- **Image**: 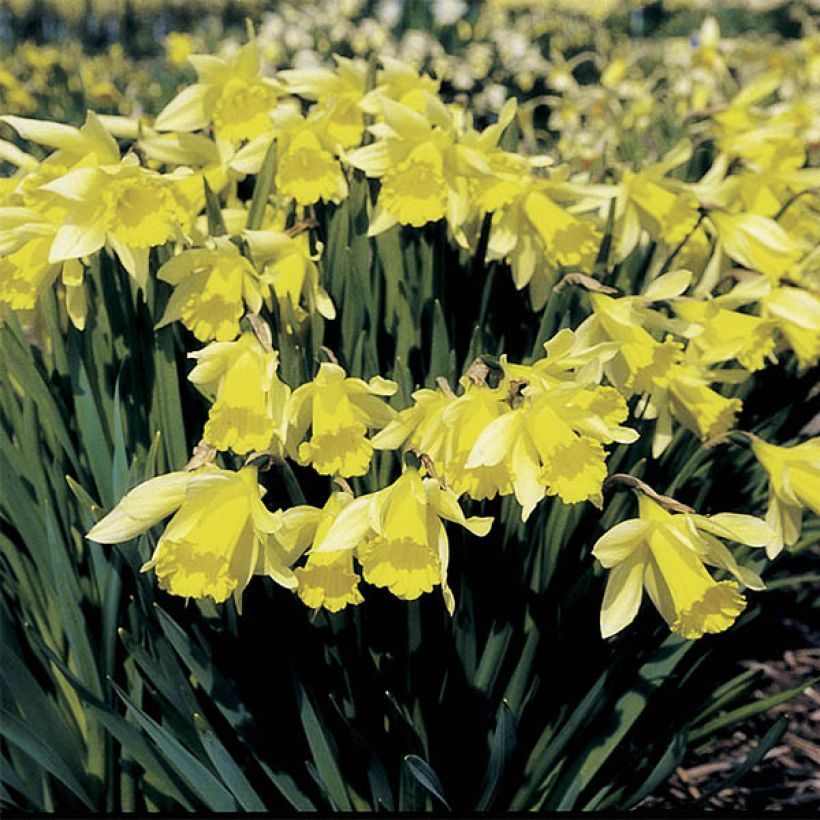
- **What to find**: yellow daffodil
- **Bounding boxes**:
[87,465,294,608]
[356,467,492,609]
[154,39,283,143]
[165,32,194,69]
[371,384,455,469]
[287,362,397,477]
[188,332,291,456]
[346,95,481,234]
[274,491,368,611]
[39,156,193,286]
[751,436,820,555]
[761,285,820,371]
[593,494,772,639]
[157,239,268,341]
[466,377,636,520]
[708,211,801,282]
[361,56,440,114]
[243,229,336,326]
[279,56,369,148]
[672,299,777,372]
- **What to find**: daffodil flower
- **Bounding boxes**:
[235,105,350,207]
[751,436,820,555]
[761,285,820,372]
[287,362,397,477]
[157,239,268,342]
[154,39,283,143]
[371,385,455,469]
[466,377,637,520]
[188,332,291,456]
[243,229,336,326]
[346,95,483,234]
[360,56,441,115]
[279,56,369,148]
[39,155,194,286]
[486,176,602,309]
[273,491,368,612]
[707,211,801,283]
[671,298,777,372]
[577,279,746,456]
[593,494,772,639]
[87,465,294,609]
[308,468,492,611]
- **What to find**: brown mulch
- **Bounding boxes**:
[638,617,820,812]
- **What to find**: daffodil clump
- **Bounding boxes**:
[2,13,817,648]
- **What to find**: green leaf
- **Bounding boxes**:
[477,700,516,810]
[203,178,227,237]
[110,681,238,812]
[427,299,453,386]
[246,139,278,230]
[151,326,188,471]
[0,322,80,473]
[0,708,95,810]
[192,714,266,811]
[293,679,352,811]
[474,622,513,696]
[403,754,451,810]
[154,606,253,730]
[546,636,694,810]
[698,716,789,802]
[0,750,45,812]
[692,667,761,726]
[512,654,621,809]
[68,331,113,506]
[23,626,193,810]
[690,675,818,743]
[621,727,689,809]
[255,759,317,812]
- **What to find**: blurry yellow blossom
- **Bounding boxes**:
[751,436,820,555]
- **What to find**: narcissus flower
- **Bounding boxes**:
[355,468,492,609]
[244,229,336,325]
[157,239,267,341]
[751,436,820,555]
[273,491,368,612]
[371,384,455,469]
[235,107,349,206]
[672,299,777,372]
[188,332,291,456]
[593,494,771,639]
[580,288,685,394]
[761,286,820,372]
[40,156,193,286]
[466,379,636,520]
[346,96,481,234]
[154,40,283,142]
[287,362,397,477]
[577,280,745,456]
[87,465,294,608]
[708,211,801,282]
[621,169,701,253]
[279,56,368,148]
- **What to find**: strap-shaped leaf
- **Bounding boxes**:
[404,754,451,810]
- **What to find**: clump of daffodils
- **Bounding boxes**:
[1,27,811,644]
